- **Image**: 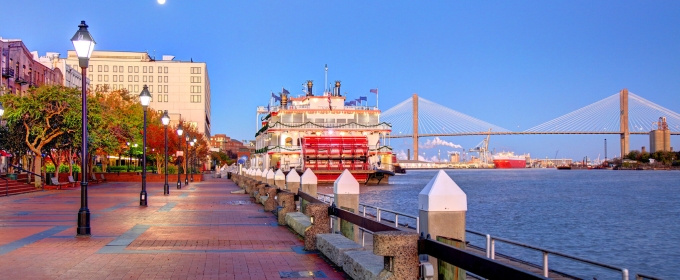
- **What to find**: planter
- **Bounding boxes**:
[46,173,55,185]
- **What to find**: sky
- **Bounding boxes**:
[3,0,680,161]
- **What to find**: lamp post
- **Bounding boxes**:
[72,20,95,237]
[139,85,150,206]
[162,110,170,195]
[185,135,190,185]
[190,141,195,182]
[176,122,183,189]
[191,137,197,182]
[126,142,131,171]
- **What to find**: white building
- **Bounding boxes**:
[33,51,89,89]
[65,51,211,136]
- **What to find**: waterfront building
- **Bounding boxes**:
[33,52,89,88]
[1,38,63,95]
[64,51,211,136]
[209,134,251,159]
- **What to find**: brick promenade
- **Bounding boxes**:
[0,176,345,280]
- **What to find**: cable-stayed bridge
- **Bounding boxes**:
[381,89,680,158]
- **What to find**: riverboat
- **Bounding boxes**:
[250,80,394,184]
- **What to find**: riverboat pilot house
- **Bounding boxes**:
[252,81,393,183]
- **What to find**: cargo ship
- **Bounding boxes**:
[250,80,394,184]
[492,151,527,168]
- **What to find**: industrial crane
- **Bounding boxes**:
[469,129,492,164]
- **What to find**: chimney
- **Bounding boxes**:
[307,80,313,96]
[281,93,288,108]
[334,80,341,96]
[641,146,646,153]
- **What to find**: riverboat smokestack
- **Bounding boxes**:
[281,93,288,108]
[335,80,341,96]
[307,80,313,96]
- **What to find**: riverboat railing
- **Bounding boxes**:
[466,229,630,280]
[257,105,379,112]
[268,121,391,131]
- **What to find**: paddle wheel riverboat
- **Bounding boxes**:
[250,80,394,184]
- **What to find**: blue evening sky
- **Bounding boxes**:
[3,0,680,161]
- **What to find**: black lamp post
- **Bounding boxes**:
[185,135,190,185]
[72,20,95,237]
[176,122,183,189]
[139,85,151,206]
[162,110,170,195]
[190,141,195,182]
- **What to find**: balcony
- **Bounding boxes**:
[268,121,392,131]
[14,74,29,85]
[1,68,14,78]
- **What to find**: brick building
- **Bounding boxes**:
[209,134,251,159]
[1,38,63,95]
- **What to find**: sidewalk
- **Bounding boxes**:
[0,175,345,280]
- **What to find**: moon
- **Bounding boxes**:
[158,0,166,4]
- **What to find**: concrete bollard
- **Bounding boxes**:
[261,169,270,184]
[418,170,467,280]
[334,169,360,242]
[263,186,278,210]
[254,169,263,182]
[304,203,331,251]
[266,168,275,186]
[274,169,286,189]
[285,169,301,194]
[300,168,318,214]
[277,191,295,225]
[373,231,420,280]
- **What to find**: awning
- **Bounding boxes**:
[0,150,12,157]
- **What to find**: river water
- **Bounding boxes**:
[319,169,680,279]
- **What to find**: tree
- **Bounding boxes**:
[0,85,82,186]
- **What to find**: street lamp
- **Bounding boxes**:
[72,20,95,237]
[139,85,151,206]
[176,122,183,189]
[162,110,170,195]
[190,140,196,182]
[185,135,190,185]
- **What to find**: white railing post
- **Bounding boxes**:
[395,215,399,228]
[491,239,495,259]
[622,269,629,280]
[543,252,549,277]
[376,208,381,222]
[485,234,491,258]
[416,217,420,233]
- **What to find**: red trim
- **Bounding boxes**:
[0,150,11,157]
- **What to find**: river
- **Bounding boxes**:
[318,169,680,279]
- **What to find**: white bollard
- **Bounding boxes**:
[285,169,301,194]
[274,169,286,189]
[334,169,360,241]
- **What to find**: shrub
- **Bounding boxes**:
[167,164,177,174]
[92,166,102,172]
[45,163,56,172]
[72,165,81,173]
[59,164,70,173]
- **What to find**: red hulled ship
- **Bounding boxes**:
[492,151,527,168]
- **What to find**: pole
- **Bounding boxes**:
[177,135,182,189]
[190,146,194,182]
[76,67,90,236]
[140,108,148,206]
[185,140,189,185]
[164,124,169,195]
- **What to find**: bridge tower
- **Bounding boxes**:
[413,93,419,160]
[620,88,629,158]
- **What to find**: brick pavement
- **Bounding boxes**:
[0,176,346,280]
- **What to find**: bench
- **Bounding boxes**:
[50,177,69,190]
[89,173,100,184]
[99,173,107,182]
[68,176,79,188]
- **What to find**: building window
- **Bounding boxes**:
[128,66,133,73]
[104,75,108,82]
[191,76,201,83]
[149,67,153,73]
[134,85,139,92]
[113,66,117,73]
[113,84,118,90]
[134,76,139,82]
[143,66,147,73]
[149,85,153,93]
[113,75,117,82]
[191,67,201,74]
[104,65,109,72]
[143,76,147,82]
[119,75,123,81]
[149,76,153,82]
[164,67,168,73]
[158,76,162,83]
[88,66,93,72]
[98,75,102,82]
[149,94,153,102]
[191,86,201,93]
[98,65,102,72]
[134,66,139,73]
[164,94,168,102]
[158,66,162,73]
[128,75,132,82]
[164,85,168,93]
[119,66,124,72]
[164,76,168,83]
[190,95,201,103]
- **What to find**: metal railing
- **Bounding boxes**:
[268,122,391,130]
[317,193,419,233]
[635,273,664,280]
[466,229,630,280]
